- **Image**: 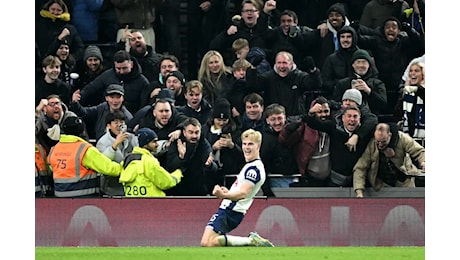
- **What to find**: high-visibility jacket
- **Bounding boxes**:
[35,143,52,197]
[119,147,182,197]
[48,135,122,197]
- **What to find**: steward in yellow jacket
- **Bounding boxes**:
[48,116,122,197]
[119,128,182,197]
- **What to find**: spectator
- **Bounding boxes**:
[165,117,218,196]
[202,98,245,189]
[79,50,150,114]
[401,54,424,83]
[114,29,163,83]
[36,0,85,63]
[111,0,159,51]
[263,9,317,71]
[147,55,181,105]
[353,122,425,197]
[226,59,254,116]
[73,45,108,94]
[313,2,351,70]
[209,0,270,64]
[357,17,423,116]
[136,99,188,166]
[332,49,387,116]
[70,84,133,142]
[48,115,122,197]
[198,50,233,107]
[332,89,380,154]
[246,51,322,117]
[36,94,89,154]
[321,25,359,97]
[51,41,77,87]
[241,93,265,133]
[70,0,104,43]
[186,0,228,79]
[119,128,183,197]
[125,88,176,135]
[164,70,187,107]
[278,96,332,187]
[260,104,299,188]
[360,0,409,30]
[303,105,374,187]
[35,55,71,107]
[394,61,425,139]
[200,129,274,247]
[96,110,138,197]
[232,38,271,74]
[176,80,213,126]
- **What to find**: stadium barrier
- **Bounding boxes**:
[36,194,424,247]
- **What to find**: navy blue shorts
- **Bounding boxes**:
[206,208,244,235]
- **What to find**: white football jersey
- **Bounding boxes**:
[219,158,266,214]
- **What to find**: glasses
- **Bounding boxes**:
[47,102,61,107]
[242,9,258,13]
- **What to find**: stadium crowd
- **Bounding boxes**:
[35,0,425,198]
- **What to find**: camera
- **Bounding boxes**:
[119,124,127,133]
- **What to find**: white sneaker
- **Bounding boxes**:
[249,231,274,247]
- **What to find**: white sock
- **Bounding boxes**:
[219,235,253,246]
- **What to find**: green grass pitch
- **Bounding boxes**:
[35,246,424,260]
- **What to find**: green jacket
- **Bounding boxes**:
[119,146,182,197]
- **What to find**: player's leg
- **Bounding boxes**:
[201,208,252,246]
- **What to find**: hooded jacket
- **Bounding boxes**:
[321,26,361,95]
[119,146,182,197]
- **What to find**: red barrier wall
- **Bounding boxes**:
[35,198,424,247]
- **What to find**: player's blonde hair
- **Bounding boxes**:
[241,129,262,144]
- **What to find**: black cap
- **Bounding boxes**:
[156,88,175,103]
[106,84,124,96]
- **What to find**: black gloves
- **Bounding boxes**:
[304,56,316,72]
[350,20,360,33]
[401,22,412,32]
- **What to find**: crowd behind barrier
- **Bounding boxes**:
[35,0,425,199]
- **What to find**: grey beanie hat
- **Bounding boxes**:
[84,45,103,62]
[342,88,362,106]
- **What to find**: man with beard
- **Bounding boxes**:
[79,50,150,114]
[115,29,163,83]
[279,96,332,187]
[303,104,373,187]
[165,117,217,196]
[136,99,188,167]
[353,123,425,198]
[36,94,89,154]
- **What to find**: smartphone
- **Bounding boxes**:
[119,124,127,133]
